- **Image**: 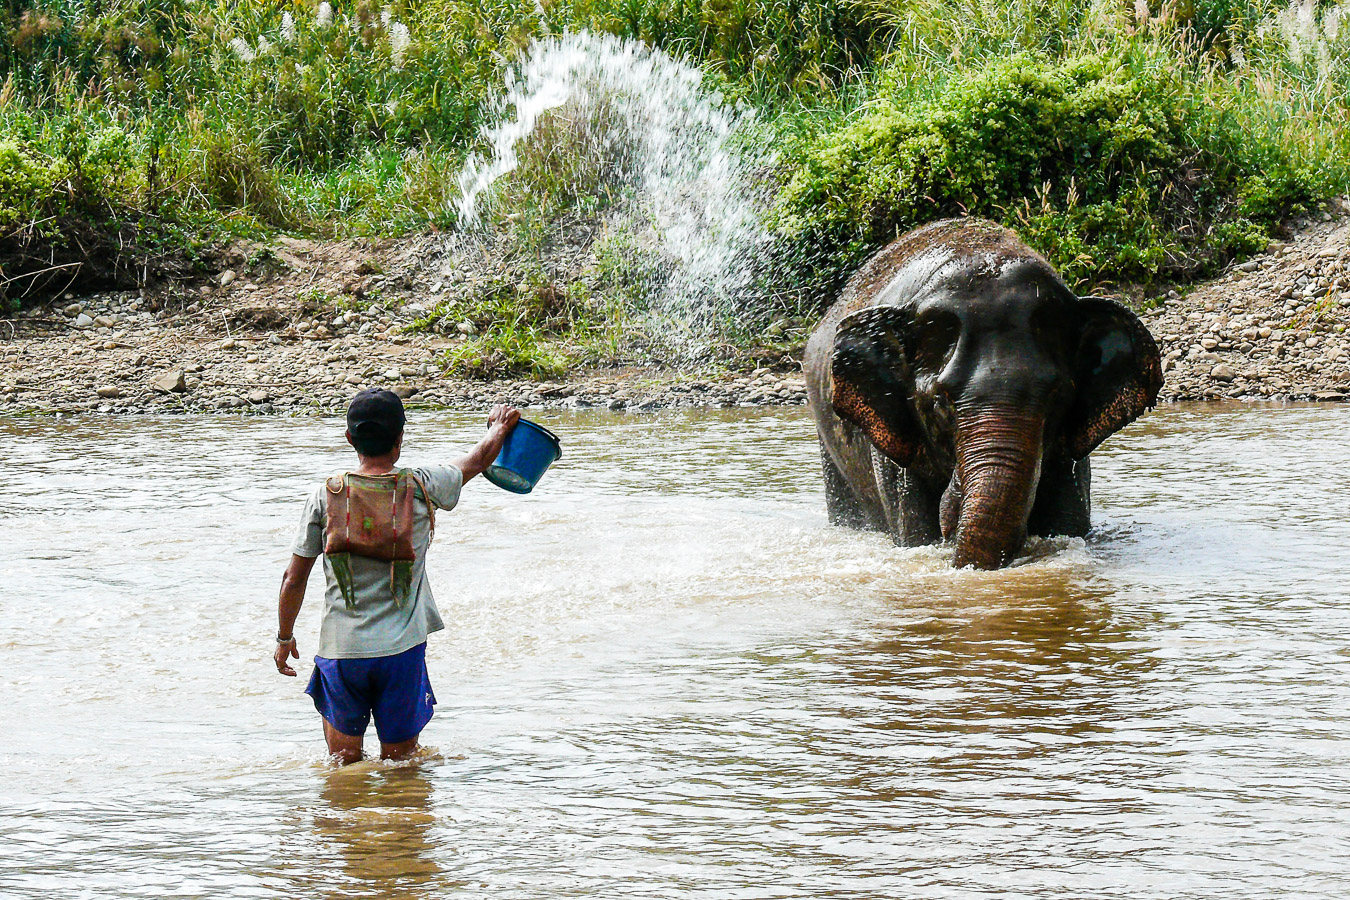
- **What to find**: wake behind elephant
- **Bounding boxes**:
[804,219,1163,569]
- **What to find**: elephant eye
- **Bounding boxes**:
[913,310,961,369]
[1029,305,1068,358]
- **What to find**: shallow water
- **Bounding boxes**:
[2,403,1349,899]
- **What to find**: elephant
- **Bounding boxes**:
[804,218,1162,569]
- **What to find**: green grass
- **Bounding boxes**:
[2,0,1348,363]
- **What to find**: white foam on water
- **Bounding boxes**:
[454,30,773,353]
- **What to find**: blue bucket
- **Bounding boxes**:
[484,418,562,494]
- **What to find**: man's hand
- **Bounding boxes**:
[274,638,299,677]
[275,554,315,676]
[487,404,521,434]
[457,404,522,482]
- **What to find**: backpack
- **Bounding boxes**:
[323,469,435,608]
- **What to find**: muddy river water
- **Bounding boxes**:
[3,403,1349,898]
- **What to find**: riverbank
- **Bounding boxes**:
[2,205,1347,416]
[1141,206,1350,403]
[0,230,809,415]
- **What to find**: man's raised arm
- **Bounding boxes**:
[453,404,521,482]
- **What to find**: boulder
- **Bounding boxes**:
[152,370,187,393]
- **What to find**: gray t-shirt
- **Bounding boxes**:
[291,465,462,659]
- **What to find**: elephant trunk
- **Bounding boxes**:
[950,405,1046,569]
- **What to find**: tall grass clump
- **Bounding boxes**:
[554,0,885,96]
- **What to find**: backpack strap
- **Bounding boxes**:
[404,469,436,543]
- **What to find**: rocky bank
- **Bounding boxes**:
[2,204,1348,416]
[0,233,808,415]
[1141,208,1350,403]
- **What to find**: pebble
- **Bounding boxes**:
[74,313,93,328]
[96,386,120,399]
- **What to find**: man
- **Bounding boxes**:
[274,389,520,764]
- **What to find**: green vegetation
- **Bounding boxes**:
[777,52,1327,291]
[407,230,651,377]
[2,0,1349,372]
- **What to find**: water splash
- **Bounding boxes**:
[454,31,772,351]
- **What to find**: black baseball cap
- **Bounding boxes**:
[346,389,405,452]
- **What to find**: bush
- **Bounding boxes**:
[440,324,568,378]
[0,139,60,228]
[777,53,1321,293]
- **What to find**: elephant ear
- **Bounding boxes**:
[831,306,923,467]
[1063,297,1163,460]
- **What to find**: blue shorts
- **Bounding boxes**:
[305,642,436,744]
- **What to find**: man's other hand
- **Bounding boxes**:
[274,639,299,677]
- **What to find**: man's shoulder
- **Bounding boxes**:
[407,463,462,480]
[405,464,463,507]
[300,477,338,509]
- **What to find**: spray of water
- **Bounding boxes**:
[454,31,773,352]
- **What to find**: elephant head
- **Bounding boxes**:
[830,253,1161,569]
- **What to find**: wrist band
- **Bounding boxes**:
[276,633,295,644]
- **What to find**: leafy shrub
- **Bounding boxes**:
[440,323,568,378]
[777,53,1319,292]
[0,140,60,228]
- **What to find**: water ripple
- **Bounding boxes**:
[2,403,1349,898]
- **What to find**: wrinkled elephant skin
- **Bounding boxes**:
[804,219,1163,569]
